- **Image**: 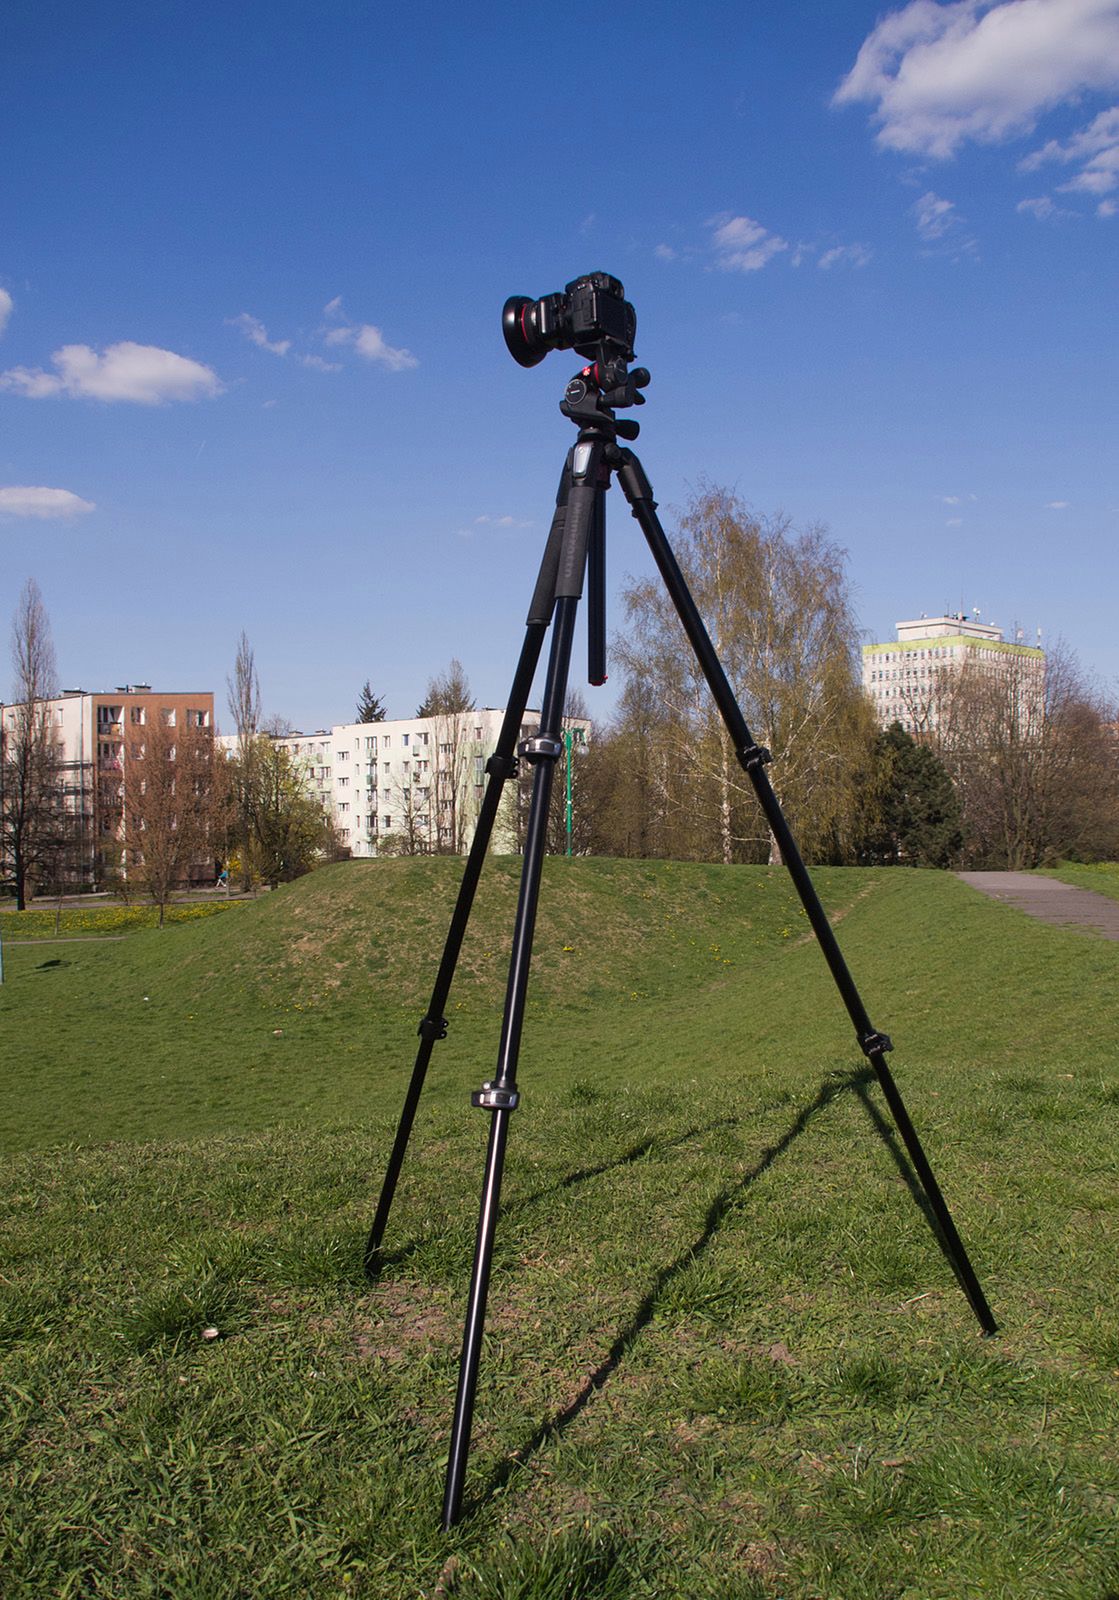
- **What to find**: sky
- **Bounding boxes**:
[2,0,1116,732]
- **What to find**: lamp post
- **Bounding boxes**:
[562,725,586,857]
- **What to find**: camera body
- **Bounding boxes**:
[503,273,637,368]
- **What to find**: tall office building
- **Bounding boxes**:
[862,613,1045,736]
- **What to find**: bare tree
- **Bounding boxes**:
[122,715,217,925]
[417,661,478,853]
[430,711,477,853]
[416,658,475,718]
[933,641,1119,868]
[614,488,875,865]
[227,630,261,747]
[1,580,64,908]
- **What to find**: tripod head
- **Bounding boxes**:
[501,271,651,438]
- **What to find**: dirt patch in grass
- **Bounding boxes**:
[353,1278,454,1361]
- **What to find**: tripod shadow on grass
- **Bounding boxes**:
[469,1066,876,1517]
[367,1117,741,1280]
[849,1074,975,1302]
[516,1115,742,1212]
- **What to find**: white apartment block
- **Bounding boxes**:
[271,707,589,857]
[863,613,1045,736]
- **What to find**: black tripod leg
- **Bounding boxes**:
[587,482,607,687]
[364,480,571,1276]
[443,594,580,1529]
[615,450,996,1336]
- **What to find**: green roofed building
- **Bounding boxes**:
[863,612,1045,736]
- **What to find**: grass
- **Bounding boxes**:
[2,858,1118,1597]
[1041,861,1119,903]
[0,898,244,940]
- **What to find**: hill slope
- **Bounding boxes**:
[3,856,1117,1151]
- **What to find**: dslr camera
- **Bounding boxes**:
[502,272,637,368]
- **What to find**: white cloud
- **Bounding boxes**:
[834,0,1119,160]
[299,353,342,372]
[914,189,958,237]
[473,513,532,528]
[1017,194,1059,217]
[0,341,222,404]
[323,295,345,319]
[1045,498,1070,507]
[818,242,874,268]
[352,325,418,369]
[1021,102,1119,197]
[0,288,11,337]
[227,312,290,356]
[708,213,789,271]
[654,243,677,261]
[946,515,963,525]
[1099,195,1119,212]
[0,485,95,519]
[323,320,418,371]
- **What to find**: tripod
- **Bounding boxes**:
[366,315,996,1531]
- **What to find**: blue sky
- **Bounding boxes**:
[2,0,1116,730]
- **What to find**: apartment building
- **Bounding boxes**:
[1,684,215,888]
[862,613,1045,736]
[271,707,589,857]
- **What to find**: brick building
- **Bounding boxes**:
[1,684,215,890]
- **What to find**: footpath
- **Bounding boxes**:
[956,871,1119,941]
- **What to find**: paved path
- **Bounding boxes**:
[956,871,1119,940]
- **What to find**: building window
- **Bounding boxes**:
[130,706,145,725]
[187,708,208,728]
[161,707,176,727]
[402,734,409,746]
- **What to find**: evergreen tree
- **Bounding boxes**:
[356,681,387,723]
[863,723,962,868]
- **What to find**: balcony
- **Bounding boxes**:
[96,720,123,736]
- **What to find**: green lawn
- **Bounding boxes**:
[2,860,1117,1597]
[0,898,244,941]
[1042,861,1119,903]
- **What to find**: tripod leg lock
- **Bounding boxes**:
[859,1029,893,1058]
[737,743,772,773]
[518,736,563,764]
[418,1015,449,1043]
[471,1082,520,1111]
[485,752,520,781]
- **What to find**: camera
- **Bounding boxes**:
[502,272,637,368]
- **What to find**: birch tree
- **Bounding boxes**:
[614,488,875,864]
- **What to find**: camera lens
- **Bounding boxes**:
[502,296,548,368]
